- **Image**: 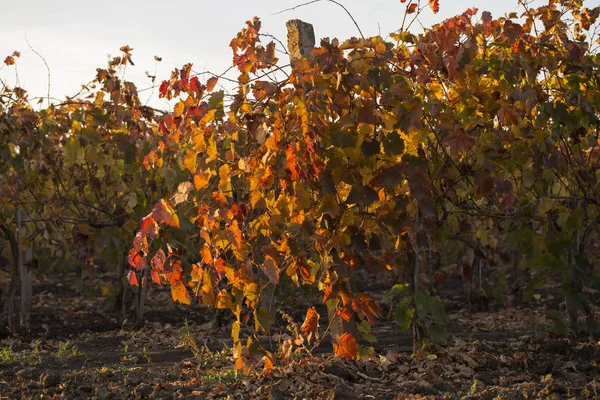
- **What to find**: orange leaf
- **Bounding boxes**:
[194,171,211,190]
[333,333,358,360]
[151,199,180,228]
[428,0,439,13]
[407,3,417,13]
[166,259,183,285]
[214,258,227,275]
[336,307,353,322]
[151,269,161,285]
[262,356,274,374]
[151,249,166,270]
[127,270,139,286]
[128,251,146,270]
[351,293,381,325]
[132,231,148,254]
[200,245,213,265]
[235,357,247,372]
[171,281,191,305]
[300,307,320,343]
[228,220,243,250]
[140,217,159,238]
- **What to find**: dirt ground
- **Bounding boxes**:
[1,272,600,399]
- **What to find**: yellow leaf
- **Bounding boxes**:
[207,137,218,160]
[183,150,197,173]
[244,282,259,303]
[216,290,234,310]
[171,282,191,304]
[173,101,185,118]
[194,171,211,190]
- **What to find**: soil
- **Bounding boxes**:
[1,271,599,399]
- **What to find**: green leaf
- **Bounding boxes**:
[361,139,381,157]
[345,185,379,207]
[255,308,275,333]
[370,165,404,188]
[330,130,357,148]
[383,131,404,156]
[393,297,414,331]
[357,320,377,343]
[416,292,446,323]
[381,283,408,304]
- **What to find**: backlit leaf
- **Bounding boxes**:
[171,282,191,305]
[428,0,439,13]
[300,307,320,343]
[333,333,358,360]
[127,270,139,286]
[173,101,185,118]
[140,217,159,238]
[151,199,180,228]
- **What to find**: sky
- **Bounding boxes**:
[0,0,559,110]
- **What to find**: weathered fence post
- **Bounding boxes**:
[286,19,357,348]
[16,179,32,332]
[286,20,316,62]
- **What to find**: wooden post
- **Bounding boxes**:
[286,20,316,62]
[286,19,357,348]
[16,180,32,332]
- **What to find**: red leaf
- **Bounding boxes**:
[407,3,417,14]
[127,270,139,286]
[189,76,205,97]
[158,81,169,98]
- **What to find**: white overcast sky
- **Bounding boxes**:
[0,0,585,109]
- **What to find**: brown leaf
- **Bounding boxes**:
[300,307,320,343]
[206,76,218,92]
